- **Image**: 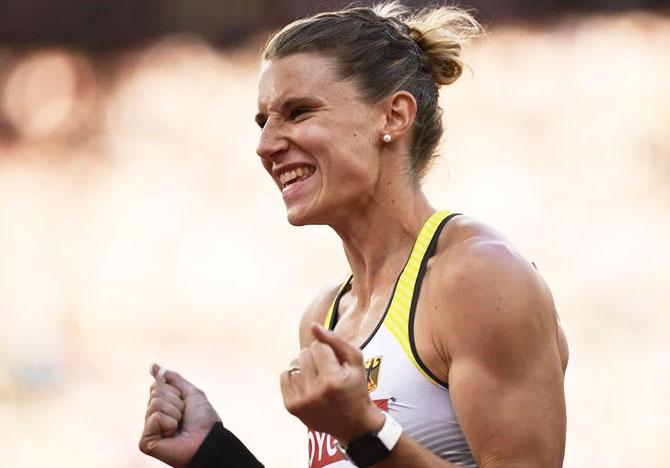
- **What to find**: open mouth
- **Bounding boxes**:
[278,165,316,189]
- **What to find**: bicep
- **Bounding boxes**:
[448,347,566,467]
[440,241,566,467]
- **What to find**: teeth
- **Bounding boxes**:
[279,166,314,187]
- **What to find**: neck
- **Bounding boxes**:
[330,187,434,307]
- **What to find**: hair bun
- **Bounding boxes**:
[405,7,482,86]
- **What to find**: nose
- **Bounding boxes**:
[256,118,289,161]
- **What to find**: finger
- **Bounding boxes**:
[150,379,181,399]
[299,347,318,382]
[151,364,199,397]
[311,323,363,366]
[150,363,168,382]
[144,411,179,439]
[280,369,297,413]
[310,341,343,375]
[286,358,305,391]
[146,397,183,422]
[149,388,186,412]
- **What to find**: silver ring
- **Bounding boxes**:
[288,365,301,376]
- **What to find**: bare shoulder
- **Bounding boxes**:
[428,215,567,367]
[298,279,345,348]
[434,215,535,282]
[419,216,569,466]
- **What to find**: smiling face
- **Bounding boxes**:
[255,53,386,226]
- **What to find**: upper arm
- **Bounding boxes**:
[438,238,566,467]
[298,280,342,349]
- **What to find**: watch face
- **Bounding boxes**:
[346,434,391,467]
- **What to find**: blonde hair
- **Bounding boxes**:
[263,2,483,180]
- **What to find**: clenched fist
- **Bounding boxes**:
[139,364,220,467]
[280,324,385,446]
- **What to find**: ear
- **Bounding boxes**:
[382,91,417,142]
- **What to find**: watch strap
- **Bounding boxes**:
[339,411,403,467]
[375,411,403,451]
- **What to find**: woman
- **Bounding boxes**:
[139,2,569,467]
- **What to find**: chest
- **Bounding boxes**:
[332,289,391,346]
[332,268,451,383]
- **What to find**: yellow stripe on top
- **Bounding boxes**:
[323,210,452,386]
[383,210,452,387]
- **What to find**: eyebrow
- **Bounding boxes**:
[255,96,322,126]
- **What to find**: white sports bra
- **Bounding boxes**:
[307,210,477,468]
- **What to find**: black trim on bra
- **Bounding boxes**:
[329,251,413,351]
[359,272,403,350]
[327,276,351,331]
[408,213,461,390]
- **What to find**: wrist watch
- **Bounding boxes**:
[336,411,403,467]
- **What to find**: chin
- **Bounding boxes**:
[286,209,311,227]
[285,204,325,227]
[286,213,307,226]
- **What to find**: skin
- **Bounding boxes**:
[264,53,569,467]
[139,365,219,468]
[139,52,569,467]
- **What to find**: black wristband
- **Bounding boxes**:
[187,422,264,468]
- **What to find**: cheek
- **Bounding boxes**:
[331,143,379,189]
[341,127,379,178]
[290,122,328,158]
[303,118,379,185]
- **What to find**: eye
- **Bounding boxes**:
[256,117,267,130]
[289,107,310,121]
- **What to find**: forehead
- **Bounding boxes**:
[257,53,348,108]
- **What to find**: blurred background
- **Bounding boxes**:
[0,0,668,466]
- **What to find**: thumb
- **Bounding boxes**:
[311,324,362,366]
[150,363,199,396]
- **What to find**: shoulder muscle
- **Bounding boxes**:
[427,218,566,466]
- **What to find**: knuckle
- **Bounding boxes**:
[284,401,297,414]
[138,440,149,454]
[284,397,304,415]
[165,415,178,429]
[150,395,165,406]
[146,399,158,414]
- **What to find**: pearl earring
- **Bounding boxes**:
[383,133,392,143]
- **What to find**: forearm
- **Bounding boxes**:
[373,434,460,468]
[187,422,264,468]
